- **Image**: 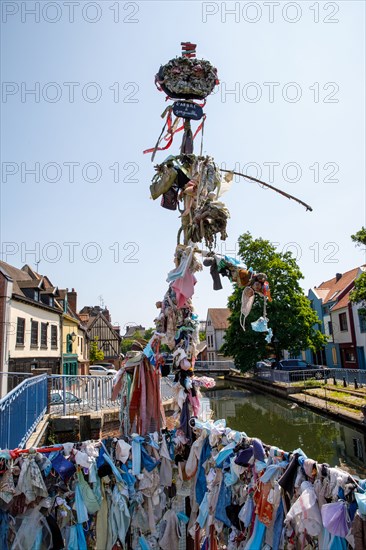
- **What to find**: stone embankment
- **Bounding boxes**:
[225,372,366,430]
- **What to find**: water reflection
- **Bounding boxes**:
[201,383,366,477]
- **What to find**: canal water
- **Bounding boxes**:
[201,381,366,477]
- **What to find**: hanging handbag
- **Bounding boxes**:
[161,185,179,210]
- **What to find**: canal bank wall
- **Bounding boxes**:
[225,373,366,431]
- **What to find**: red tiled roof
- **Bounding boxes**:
[207,308,231,330]
[332,291,351,311]
[315,267,361,304]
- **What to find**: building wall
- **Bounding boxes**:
[308,289,323,330]
[88,315,121,361]
[324,343,341,368]
[62,316,79,375]
[206,313,230,362]
[331,307,352,345]
[62,316,79,355]
[77,327,88,361]
[0,274,13,396]
[206,314,215,362]
[9,299,61,360]
[323,313,332,339]
[353,304,366,369]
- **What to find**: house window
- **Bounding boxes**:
[332,347,337,365]
[34,290,39,301]
[41,323,48,348]
[328,321,333,335]
[31,321,38,347]
[80,338,83,353]
[16,318,25,346]
[359,311,366,333]
[344,349,356,362]
[51,326,58,349]
[339,312,348,331]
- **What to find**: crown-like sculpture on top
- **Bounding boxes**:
[155,42,219,100]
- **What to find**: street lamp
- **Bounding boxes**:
[70,331,77,343]
[273,337,280,361]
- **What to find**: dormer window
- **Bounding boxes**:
[34,289,39,301]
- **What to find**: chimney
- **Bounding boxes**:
[68,288,77,314]
[103,307,111,322]
[335,273,342,282]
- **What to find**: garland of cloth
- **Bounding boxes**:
[0,424,365,549]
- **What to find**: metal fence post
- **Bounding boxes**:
[95,378,99,412]
[62,376,66,416]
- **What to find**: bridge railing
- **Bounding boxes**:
[0,371,33,398]
[50,375,120,416]
[193,360,234,371]
[253,366,366,385]
[0,374,48,450]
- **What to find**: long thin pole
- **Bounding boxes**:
[220,168,313,212]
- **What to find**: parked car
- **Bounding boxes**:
[89,365,117,376]
[256,358,276,369]
[272,359,329,380]
[50,390,88,414]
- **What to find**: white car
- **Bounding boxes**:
[89,365,117,376]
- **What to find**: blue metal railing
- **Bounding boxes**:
[0,374,48,450]
[0,371,33,398]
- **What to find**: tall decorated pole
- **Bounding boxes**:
[121,44,313,439]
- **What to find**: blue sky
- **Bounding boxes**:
[1,1,365,332]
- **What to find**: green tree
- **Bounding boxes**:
[199,331,206,342]
[222,232,327,371]
[121,338,135,355]
[89,336,104,364]
[350,227,366,314]
[144,327,155,340]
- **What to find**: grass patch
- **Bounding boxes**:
[291,380,322,388]
[304,388,365,410]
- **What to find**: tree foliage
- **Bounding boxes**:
[121,338,135,355]
[351,227,366,247]
[222,232,327,371]
[89,336,104,364]
[144,327,155,340]
[350,227,366,312]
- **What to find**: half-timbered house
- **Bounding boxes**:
[79,306,122,368]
